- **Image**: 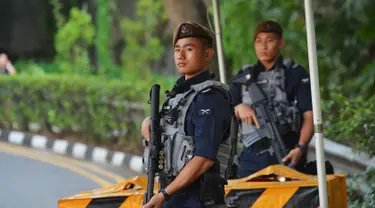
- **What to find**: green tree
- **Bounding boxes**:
[120,0,167,80]
[54,7,95,74]
[96,0,113,74]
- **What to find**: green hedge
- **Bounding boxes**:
[0,74,149,147]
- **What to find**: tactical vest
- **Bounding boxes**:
[143,80,238,181]
[240,58,301,147]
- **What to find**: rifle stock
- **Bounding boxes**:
[144,84,161,203]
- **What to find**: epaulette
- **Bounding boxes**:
[201,87,212,94]
[240,64,255,73]
[282,57,298,69]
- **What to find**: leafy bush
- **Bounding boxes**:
[322,84,375,156]
[321,83,375,207]
[0,73,149,148]
[8,0,176,148]
[347,168,375,208]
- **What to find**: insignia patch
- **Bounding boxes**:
[198,108,212,116]
[257,79,268,84]
[201,88,211,94]
[163,105,171,110]
[301,78,309,83]
[180,23,191,34]
[246,74,251,80]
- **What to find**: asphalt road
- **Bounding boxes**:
[0,142,140,208]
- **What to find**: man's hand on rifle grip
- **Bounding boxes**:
[142,192,165,208]
[282,147,303,166]
[142,117,151,141]
[234,104,260,128]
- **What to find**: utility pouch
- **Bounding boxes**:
[142,139,150,172]
[161,133,173,175]
[200,172,227,206]
[292,105,301,133]
[172,133,194,176]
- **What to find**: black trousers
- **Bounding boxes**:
[237,132,307,178]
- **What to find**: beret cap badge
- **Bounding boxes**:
[172,21,213,47]
[180,23,191,34]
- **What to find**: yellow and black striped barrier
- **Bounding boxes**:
[58,165,347,208]
[224,165,347,208]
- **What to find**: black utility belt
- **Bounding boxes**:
[160,172,225,188]
[160,176,175,188]
[160,173,226,206]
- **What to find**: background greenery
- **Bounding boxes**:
[0,73,146,151]
[8,0,175,152]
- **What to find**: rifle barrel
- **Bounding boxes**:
[145,84,161,203]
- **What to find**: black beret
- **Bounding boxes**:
[173,21,214,47]
[254,20,283,40]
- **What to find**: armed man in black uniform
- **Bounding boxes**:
[142,21,236,208]
[230,20,314,178]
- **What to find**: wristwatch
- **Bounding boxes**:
[296,144,307,154]
[159,189,171,201]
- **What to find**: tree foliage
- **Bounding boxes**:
[96,0,113,74]
[120,0,168,80]
[54,7,95,74]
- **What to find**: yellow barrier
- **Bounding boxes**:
[58,165,347,208]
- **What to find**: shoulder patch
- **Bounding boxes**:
[201,88,212,94]
[198,108,213,116]
[241,64,254,69]
[301,78,310,84]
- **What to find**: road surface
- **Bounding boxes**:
[0,142,139,208]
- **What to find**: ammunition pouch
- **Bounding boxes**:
[200,172,227,206]
[162,132,195,176]
[273,102,301,135]
[142,139,150,172]
[290,104,301,133]
[143,132,194,176]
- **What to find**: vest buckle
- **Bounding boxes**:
[177,97,187,105]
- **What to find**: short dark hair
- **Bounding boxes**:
[199,37,213,49]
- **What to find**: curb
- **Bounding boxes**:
[1,129,374,174]
[309,137,375,170]
[0,129,144,174]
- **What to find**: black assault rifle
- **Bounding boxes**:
[144,84,162,204]
[232,69,293,168]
